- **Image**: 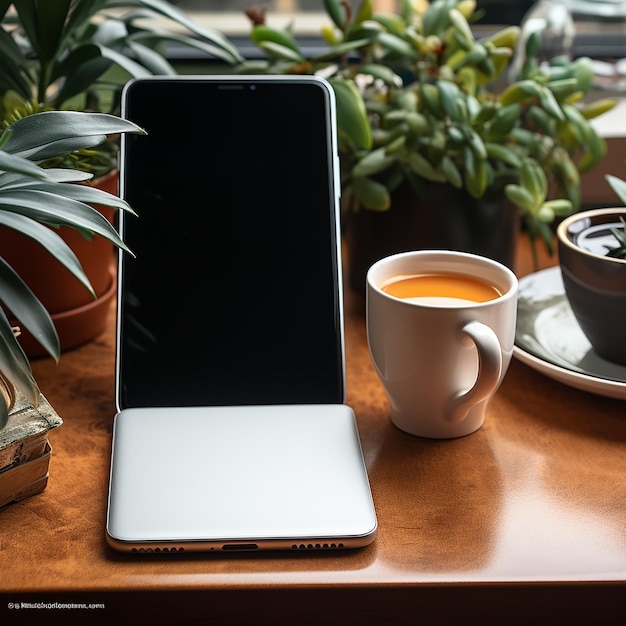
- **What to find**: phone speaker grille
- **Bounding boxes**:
[131,546,185,554]
[291,542,345,551]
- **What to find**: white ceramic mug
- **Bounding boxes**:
[366,250,518,439]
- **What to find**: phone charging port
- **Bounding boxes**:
[221,543,259,551]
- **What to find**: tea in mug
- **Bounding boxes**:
[380,272,502,304]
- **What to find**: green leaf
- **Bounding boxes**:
[0,27,35,99]
[258,41,305,63]
[442,155,462,188]
[449,8,474,50]
[355,63,401,85]
[11,0,66,59]
[2,111,145,158]
[438,80,465,122]
[580,98,617,121]
[505,184,537,212]
[345,24,381,44]
[542,198,573,216]
[0,212,93,296]
[545,78,578,99]
[407,152,445,183]
[569,56,594,95]
[484,25,519,51]
[463,126,487,160]
[0,168,91,185]
[537,204,555,223]
[464,146,487,198]
[32,0,73,61]
[0,189,131,253]
[405,112,429,134]
[607,174,626,206]
[605,218,626,259]
[352,147,396,177]
[420,83,442,116]
[0,257,60,362]
[453,43,487,71]
[394,89,417,112]
[324,0,346,30]
[422,0,450,37]
[314,38,373,62]
[352,176,390,211]
[499,80,541,106]
[470,101,498,127]
[59,0,107,44]
[385,135,406,155]
[520,159,548,203]
[527,105,554,135]
[399,0,413,23]
[95,41,162,80]
[485,143,522,168]
[486,103,521,138]
[376,32,415,58]
[15,135,109,164]
[577,127,606,172]
[538,86,565,121]
[1,176,134,213]
[0,307,39,411]
[111,0,243,63]
[352,0,373,27]
[523,30,541,69]
[251,25,301,53]
[447,125,465,146]
[457,66,477,95]
[51,43,113,105]
[0,152,51,180]
[371,14,406,37]
[128,39,178,74]
[330,77,372,150]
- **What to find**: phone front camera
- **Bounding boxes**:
[249,85,256,91]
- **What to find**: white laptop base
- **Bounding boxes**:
[106,404,377,553]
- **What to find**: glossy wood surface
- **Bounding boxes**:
[1,236,624,625]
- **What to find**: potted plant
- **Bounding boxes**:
[556,174,626,364]
[0,109,145,430]
[241,0,616,292]
[0,0,242,125]
[0,0,242,353]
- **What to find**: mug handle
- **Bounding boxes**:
[446,320,502,424]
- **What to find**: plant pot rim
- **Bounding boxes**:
[17,266,116,358]
[557,207,626,265]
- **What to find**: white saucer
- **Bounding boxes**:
[514,266,626,401]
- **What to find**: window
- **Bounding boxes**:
[171,0,534,37]
[171,1,405,36]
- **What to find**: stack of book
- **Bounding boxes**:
[0,394,62,508]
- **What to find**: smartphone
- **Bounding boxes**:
[115,76,345,409]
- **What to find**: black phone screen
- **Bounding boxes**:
[116,77,344,409]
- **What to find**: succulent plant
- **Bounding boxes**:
[241,0,616,263]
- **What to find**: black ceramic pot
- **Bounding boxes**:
[344,181,520,296]
[557,207,626,365]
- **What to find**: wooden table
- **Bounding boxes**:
[1,236,625,625]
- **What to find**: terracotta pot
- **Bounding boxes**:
[345,182,519,296]
[0,170,119,358]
